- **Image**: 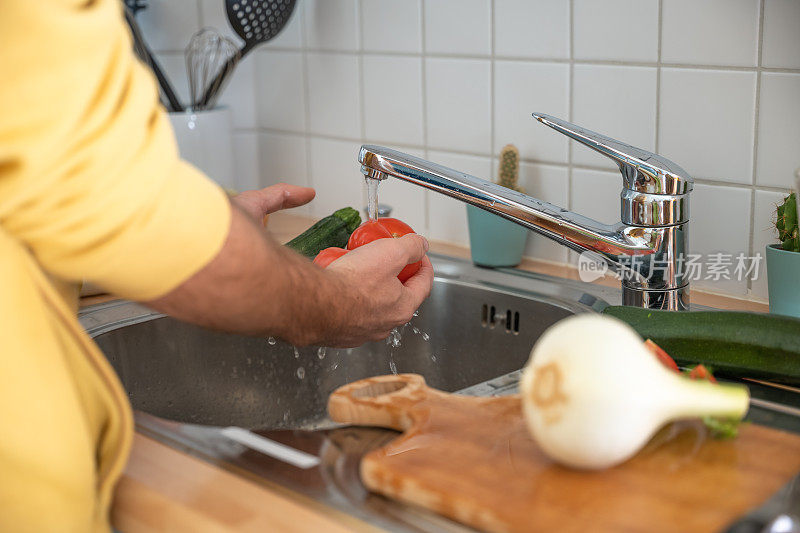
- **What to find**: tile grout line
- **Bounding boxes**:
[228,47,800,74]
[654,0,663,153]
[489,0,496,181]
[567,0,574,215]
[420,0,431,232]
[747,0,767,295]
[299,2,314,215]
[356,0,367,208]
[196,0,205,29]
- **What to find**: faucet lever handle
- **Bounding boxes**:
[532,113,693,195]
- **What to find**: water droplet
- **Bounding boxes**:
[293,347,300,359]
[296,367,305,379]
[389,359,398,374]
[332,362,339,370]
[283,411,290,422]
[431,354,438,362]
[267,337,277,345]
[317,347,327,360]
[412,327,420,335]
[386,328,402,348]
[421,332,430,341]
[413,310,419,317]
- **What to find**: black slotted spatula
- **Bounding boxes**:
[200,0,297,107]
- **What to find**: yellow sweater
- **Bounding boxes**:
[0,1,231,530]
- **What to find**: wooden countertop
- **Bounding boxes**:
[95,211,770,531]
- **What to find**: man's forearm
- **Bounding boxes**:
[145,204,351,345]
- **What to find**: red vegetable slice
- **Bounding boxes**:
[644,339,679,373]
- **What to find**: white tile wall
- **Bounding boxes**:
[571,168,621,225]
[218,56,257,129]
[689,184,752,295]
[304,0,359,51]
[573,0,658,62]
[306,53,361,138]
[153,53,191,105]
[494,61,569,163]
[494,0,570,59]
[361,0,422,54]
[425,58,491,153]
[144,0,799,300]
[232,132,261,191]
[425,0,491,56]
[139,0,201,52]
[259,132,310,190]
[661,0,760,66]
[308,138,364,218]
[756,73,800,189]
[255,50,305,132]
[659,69,756,184]
[362,56,424,145]
[760,0,800,69]
[572,65,657,170]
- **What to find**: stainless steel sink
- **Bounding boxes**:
[85,254,607,431]
[79,254,800,532]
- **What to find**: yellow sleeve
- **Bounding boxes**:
[0,0,231,301]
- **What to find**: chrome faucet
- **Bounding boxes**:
[358,113,693,311]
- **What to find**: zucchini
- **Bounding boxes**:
[285,207,361,258]
[601,306,800,385]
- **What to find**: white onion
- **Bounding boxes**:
[520,314,749,469]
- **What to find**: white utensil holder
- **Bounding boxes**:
[168,107,235,189]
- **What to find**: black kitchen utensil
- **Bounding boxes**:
[199,0,297,107]
[123,0,185,112]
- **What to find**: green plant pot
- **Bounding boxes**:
[766,244,800,319]
[466,205,528,267]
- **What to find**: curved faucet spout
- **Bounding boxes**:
[360,145,650,259]
[359,121,691,312]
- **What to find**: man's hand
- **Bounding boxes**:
[321,234,433,346]
[146,193,434,348]
[232,183,315,222]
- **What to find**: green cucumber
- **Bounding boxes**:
[601,306,800,385]
[285,207,362,258]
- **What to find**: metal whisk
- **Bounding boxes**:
[185,28,240,111]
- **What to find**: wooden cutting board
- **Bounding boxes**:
[328,374,800,533]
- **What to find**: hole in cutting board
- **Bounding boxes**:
[350,380,407,399]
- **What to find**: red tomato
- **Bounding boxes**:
[347,218,422,283]
[643,339,679,373]
[347,220,394,248]
[688,364,717,384]
[313,247,349,268]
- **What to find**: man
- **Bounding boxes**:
[0,1,433,530]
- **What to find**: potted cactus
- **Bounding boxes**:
[466,144,529,267]
[766,191,800,318]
